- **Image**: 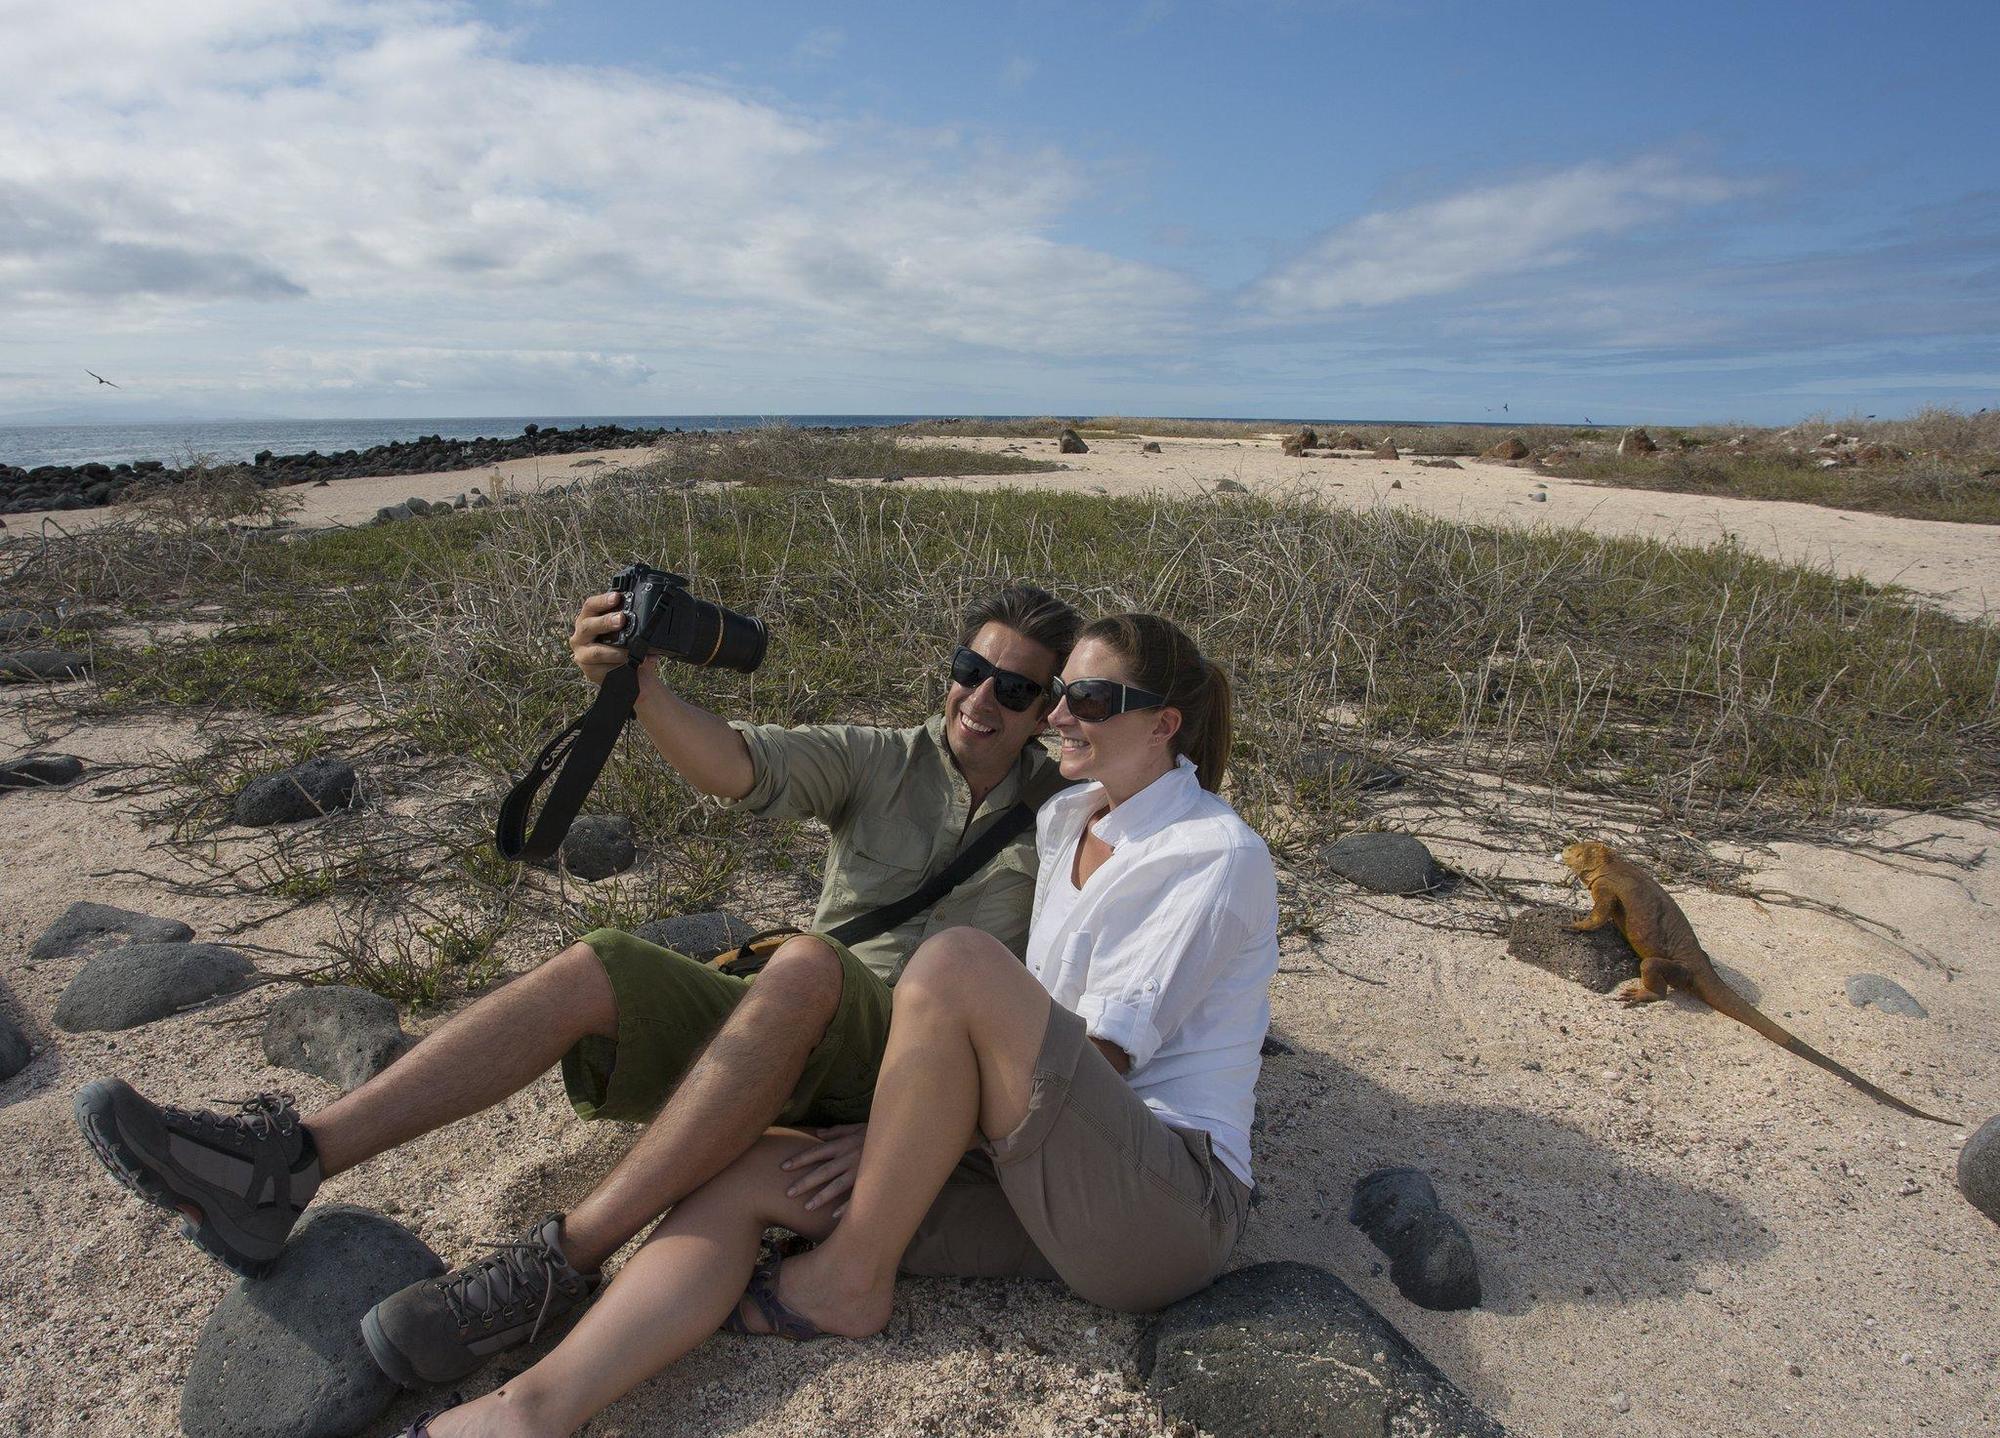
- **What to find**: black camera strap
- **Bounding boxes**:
[711,797,1045,975]
[494,661,641,863]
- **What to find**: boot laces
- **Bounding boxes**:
[170,1092,300,1143]
[438,1230,574,1343]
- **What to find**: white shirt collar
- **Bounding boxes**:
[1069,754,1202,847]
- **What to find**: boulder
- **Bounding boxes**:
[1334,430,1365,449]
[0,753,84,790]
[1350,1168,1482,1310]
[1529,491,1547,502]
[1322,832,1447,895]
[1618,427,1658,456]
[0,1011,30,1080]
[263,986,414,1090]
[1845,973,1927,1019]
[1958,1115,2000,1226]
[1215,477,1251,495]
[1058,428,1089,454]
[31,901,195,962]
[1297,427,1320,449]
[1280,433,1307,457]
[633,910,755,961]
[233,757,359,826]
[1373,439,1400,460]
[53,942,255,1032]
[1505,906,1637,992]
[1482,436,1530,461]
[1415,458,1464,469]
[1140,1261,1506,1437]
[1141,441,1162,453]
[372,504,414,525]
[0,649,92,682]
[0,607,54,642]
[179,1206,445,1438]
[561,814,639,881]
[1296,746,1404,793]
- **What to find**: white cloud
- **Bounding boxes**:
[1249,158,1750,314]
[0,0,1196,409]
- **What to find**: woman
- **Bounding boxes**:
[411,613,1279,1437]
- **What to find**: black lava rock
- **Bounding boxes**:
[1504,906,1639,993]
[233,757,358,826]
[0,649,92,682]
[1140,1261,1506,1437]
[1059,427,1089,453]
[1296,746,1405,793]
[31,901,195,962]
[1958,1115,2000,1225]
[1349,1167,1483,1311]
[0,753,84,790]
[633,910,755,961]
[53,942,255,1032]
[179,1205,445,1438]
[0,1012,30,1080]
[372,503,414,524]
[1845,973,1928,1019]
[1322,831,1449,895]
[0,607,54,642]
[560,814,638,881]
[263,986,414,1090]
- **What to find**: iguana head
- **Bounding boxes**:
[1559,839,1615,879]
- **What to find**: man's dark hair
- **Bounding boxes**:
[957,582,1082,665]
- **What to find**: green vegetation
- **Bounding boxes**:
[8,429,1996,1002]
[1541,450,2000,526]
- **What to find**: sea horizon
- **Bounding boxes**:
[0,413,1553,471]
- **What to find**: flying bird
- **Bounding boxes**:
[86,370,120,389]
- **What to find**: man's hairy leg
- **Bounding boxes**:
[303,941,619,1178]
[557,936,845,1271]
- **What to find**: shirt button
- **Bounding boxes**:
[1143,979,1158,993]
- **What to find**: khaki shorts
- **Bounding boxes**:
[900,1002,1251,1313]
[561,928,893,1127]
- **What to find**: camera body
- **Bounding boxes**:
[609,562,768,673]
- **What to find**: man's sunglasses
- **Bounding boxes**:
[1051,675,1169,724]
[949,646,1046,712]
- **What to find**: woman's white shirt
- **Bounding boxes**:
[1025,755,1278,1187]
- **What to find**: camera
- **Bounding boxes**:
[608,563,768,673]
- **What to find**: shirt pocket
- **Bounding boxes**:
[836,820,932,907]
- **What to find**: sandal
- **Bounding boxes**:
[722,1255,827,1340]
[400,1392,464,1436]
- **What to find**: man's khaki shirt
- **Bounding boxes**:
[729,715,1065,982]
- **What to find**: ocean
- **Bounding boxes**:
[0,414,1533,471]
[0,415,951,470]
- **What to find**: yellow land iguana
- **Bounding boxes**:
[1559,840,1954,1125]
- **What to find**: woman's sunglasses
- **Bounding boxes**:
[949,646,1046,712]
[1051,675,1168,724]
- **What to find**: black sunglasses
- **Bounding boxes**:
[949,646,1046,712]
[1051,675,1169,724]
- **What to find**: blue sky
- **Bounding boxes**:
[2,0,1995,424]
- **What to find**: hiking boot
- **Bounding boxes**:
[73,1078,322,1278]
[362,1214,600,1388]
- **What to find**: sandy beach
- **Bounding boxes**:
[3,439,1997,1437]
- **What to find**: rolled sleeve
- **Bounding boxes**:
[1076,995,1160,1071]
[728,721,872,825]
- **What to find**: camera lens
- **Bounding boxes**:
[693,597,767,673]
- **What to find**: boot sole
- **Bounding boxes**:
[73,1080,276,1281]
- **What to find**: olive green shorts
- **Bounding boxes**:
[561,928,893,1127]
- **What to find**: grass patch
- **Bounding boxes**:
[9,430,1997,1002]
[637,425,1059,486]
[1543,450,2000,526]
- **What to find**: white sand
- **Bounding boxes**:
[3,433,1997,1437]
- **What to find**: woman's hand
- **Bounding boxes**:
[570,591,646,687]
[781,1123,867,1217]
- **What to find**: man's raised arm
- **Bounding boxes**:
[570,591,755,800]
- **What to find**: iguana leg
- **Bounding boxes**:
[1568,890,1618,932]
[1613,962,1671,1007]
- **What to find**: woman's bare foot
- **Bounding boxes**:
[729,1246,894,1339]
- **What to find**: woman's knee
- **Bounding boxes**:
[898,926,1019,1005]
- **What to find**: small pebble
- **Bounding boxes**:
[1787,1363,1804,1378]
[1610,1391,1631,1413]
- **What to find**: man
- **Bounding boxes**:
[74,582,1079,1387]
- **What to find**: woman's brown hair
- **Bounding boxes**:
[1077,613,1233,790]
